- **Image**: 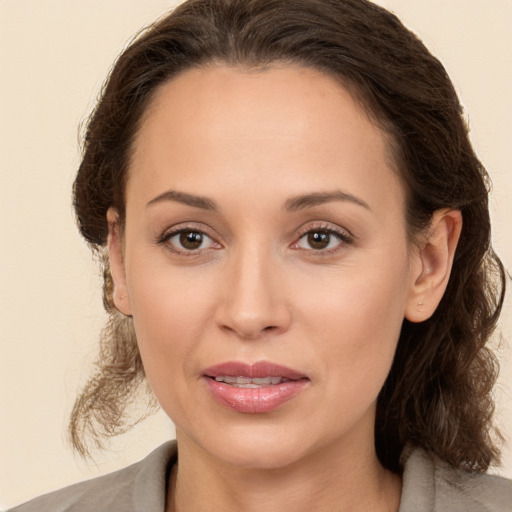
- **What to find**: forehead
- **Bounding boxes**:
[128,64,405,215]
[138,64,388,149]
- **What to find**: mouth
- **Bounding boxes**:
[212,375,294,388]
[202,361,309,413]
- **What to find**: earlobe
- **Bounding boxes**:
[405,209,462,323]
[107,207,132,316]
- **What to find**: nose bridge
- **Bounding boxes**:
[216,239,290,338]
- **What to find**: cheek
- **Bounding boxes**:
[125,255,219,394]
[297,257,411,396]
[127,250,217,330]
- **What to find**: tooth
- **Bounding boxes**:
[220,376,238,384]
[213,375,289,387]
[252,377,272,385]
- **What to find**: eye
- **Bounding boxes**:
[294,227,353,252]
[160,228,219,254]
[297,230,339,250]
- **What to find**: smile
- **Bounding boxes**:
[213,376,292,387]
[203,361,309,413]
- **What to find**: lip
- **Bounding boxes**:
[202,361,309,414]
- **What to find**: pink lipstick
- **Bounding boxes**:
[202,361,309,413]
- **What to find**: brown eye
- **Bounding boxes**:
[295,227,350,253]
[307,231,331,250]
[162,229,217,253]
[179,231,204,250]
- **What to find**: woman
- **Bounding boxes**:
[9,0,511,510]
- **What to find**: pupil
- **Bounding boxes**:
[180,231,203,249]
[308,231,330,249]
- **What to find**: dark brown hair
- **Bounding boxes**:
[71,0,505,472]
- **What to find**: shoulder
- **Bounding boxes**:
[8,441,177,512]
[400,446,512,512]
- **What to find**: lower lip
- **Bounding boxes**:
[204,378,309,413]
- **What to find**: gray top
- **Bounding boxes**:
[9,441,512,512]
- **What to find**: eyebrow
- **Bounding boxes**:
[146,190,218,210]
[284,191,370,212]
[146,188,370,212]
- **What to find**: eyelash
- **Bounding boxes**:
[292,223,354,255]
[156,224,220,256]
[156,223,354,256]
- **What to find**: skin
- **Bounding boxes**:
[108,65,461,512]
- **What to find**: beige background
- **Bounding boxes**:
[1,0,511,508]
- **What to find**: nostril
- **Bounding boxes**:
[215,293,292,339]
[219,322,282,340]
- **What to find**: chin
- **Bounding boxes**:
[181,420,315,470]
[215,439,308,470]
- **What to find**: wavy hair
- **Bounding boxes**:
[70,0,505,472]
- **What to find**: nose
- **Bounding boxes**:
[215,245,292,340]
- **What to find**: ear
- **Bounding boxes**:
[107,207,132,316]
[405,209,462,323]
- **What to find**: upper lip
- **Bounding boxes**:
[203,361,307,380]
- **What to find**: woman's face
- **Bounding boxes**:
[111,65,424,469]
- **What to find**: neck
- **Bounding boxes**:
[167,432,401,512]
